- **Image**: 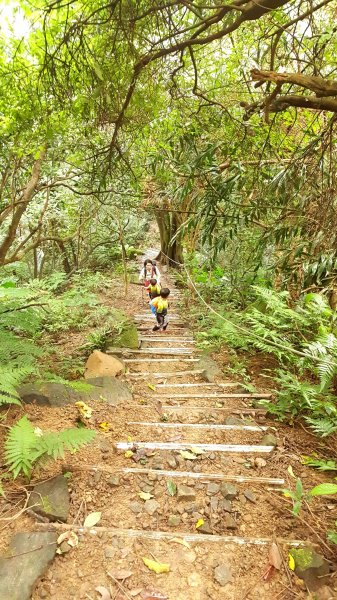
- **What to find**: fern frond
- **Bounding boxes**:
[5,416,96,479]
[0,366,34,406]
[4,416,36,478]
[31,428,96,462]
[305,416,337,437]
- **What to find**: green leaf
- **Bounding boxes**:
[309,483,337,497]
[166,480,177,496]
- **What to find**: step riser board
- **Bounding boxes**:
[156,393,271,399]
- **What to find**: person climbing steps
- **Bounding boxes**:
[150,287,170,332]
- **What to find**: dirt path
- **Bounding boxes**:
[10,252,331,599]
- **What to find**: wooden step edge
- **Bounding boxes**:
[116,442,274,453]
[63,463,283,485]
[156,383,239,387]
[108,349,198,355]
[123,405,267,415]
[139,338,195,342]
[126,370,204,377]
[124,358,200,363]
[127,421,268,432]
[34,523,304,547]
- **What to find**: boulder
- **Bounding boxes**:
[20,376,132,407]
[28,474,69,522]
[84,350,125,379]
[197,352,221,383]
[0,532,57,600]
[289,547,330,590]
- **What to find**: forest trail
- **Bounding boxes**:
[28,252,318,600]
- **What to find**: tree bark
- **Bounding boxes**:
[251,69,337,97]
[154,209,184,266]
[0,146,47,265]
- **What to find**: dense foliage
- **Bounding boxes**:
[1,0,337,484]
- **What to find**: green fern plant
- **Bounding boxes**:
[5,416,96,478]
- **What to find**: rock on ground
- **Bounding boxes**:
[289,547,330,590]
[214,564,232,586]
[0,532,57,600]
[107,308,139,349]
[84,350,125,378]
[20,376,132,407]
[197,352,221,382]
[28,474,70,522]
[177,485,196,501]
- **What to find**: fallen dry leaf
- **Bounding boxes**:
[57,531,78,548]
[180,450,197,460]
[138,491,154,501]
[142,557,170,574]
[109,569,133,580]
[95,586,111,600]
[130,588,143,597]
[195,518,204,529]
[141,592,168,600]
[269,542,282,570]
[169,537,191,549]
[84,511,101,527]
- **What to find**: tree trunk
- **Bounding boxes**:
[154,210,184,267]
[0,146,47,266]
[56,240,72,274]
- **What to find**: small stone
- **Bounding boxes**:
[93,471,102,484]
[139,483,154,493]
[187,572,202,588]
[197,520,213,534]
[254,457,267,468]
[210,497,219,512]
[220,483,238,499]
[167,455,177,468]
[243,489,256,503]
[177,485,196,501]
[207,483,220,496]
[152,460,165,470]
[129,501,143,515]
[100,440,110,453]
[219,499,233,512]
[209,453,216,460]
[28,475,70,522]
[39,586,50,598]
[315,586,335,600]
[224,514,238,530]
[59,540,72,554]
[107,475,120,487]
[242,514,253,523]
[239,494,247,505]
[147,473,158,481]
[260,433,277,447]
[168,515,181,527]
[104,547,115,559]
[214,564,232,587]
[144,499,160,515]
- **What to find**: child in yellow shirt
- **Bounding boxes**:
[150,288,170,331]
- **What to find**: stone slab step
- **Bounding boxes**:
[36,523,303,547]
[127,421,268,432]
[116,441,273,453]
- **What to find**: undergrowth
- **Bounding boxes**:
[193,284,337,436]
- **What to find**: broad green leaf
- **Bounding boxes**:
[166,480,177,496]
[309,483,337,497]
